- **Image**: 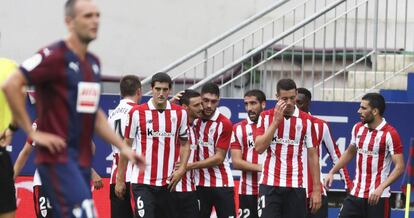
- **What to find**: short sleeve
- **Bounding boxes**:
[125,107,140,139]
[256,112,266,136]
[386,129,403,155]
[305,119,317,148]
[20,48,62,85]
[230,125,242,150]
[216,120,233,150]
[179,109,189,138]
[349,124,358,147]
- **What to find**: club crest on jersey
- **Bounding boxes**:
[138,209,145,217]
[147,128,174,137]
[41,209,47,217]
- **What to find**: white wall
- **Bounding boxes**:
[1,0,413,78]
[0,0,276,77]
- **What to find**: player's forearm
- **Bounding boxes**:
[255,122,277,154]
[232,159,261,172]
[179,140,190,171]
[329,145,356,175]
[188,155,223,170]
[2,72,32,134]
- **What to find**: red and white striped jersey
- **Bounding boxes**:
[257,106,317,188]
[125,99,188,186]
[349,119,402,198]
[107,99,137,184]
[174,124,198,192]
[194,110,234,187]
[305,115,353,196]
[231,117,265,195]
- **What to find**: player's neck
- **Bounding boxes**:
[367,116,383,130]
[151,98,167,110]
[65,35,89,60]
[124,96,138,104]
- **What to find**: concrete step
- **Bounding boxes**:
[317,88,379,101]
[374,54,414,72]
[347,71,407,90]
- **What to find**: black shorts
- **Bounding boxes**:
[238,194,258,218]
[0,147,16,214]
[306,195,328,218]
[258,185,307,218]
[131,184,174,218]
[170,191,199,218]
[339,194,391,218]
[110,183,134,218]
[196,186,236,218]
[33,185,52,218]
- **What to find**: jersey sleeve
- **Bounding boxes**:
[230,125,242,150]
[386,129,403,155]
[20,48,61,85]
[349,124,358,147]
[216,120,233,150]
[256,112,266,136]
[178,109,189,139]
[124,107,140,139]
[305,119,318,148]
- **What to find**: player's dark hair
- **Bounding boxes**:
[201,82,220,97]
[276,78,297,93]
[65,0,78,17]
[297,87,312,100]
[120,75,141,97]
[179,89,201,106]
[362,93,386,116]
[151,72,172,88]
[244,89,266,103]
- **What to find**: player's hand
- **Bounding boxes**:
[30,130,66,154]
[309,190,322,214]
[92,175,104,190]
[115,182,126,199]
[170,91,185,104]
[368,187,383,205]
[324,172,334,190]
[174,161,180,171]
[0,129,13,147]
[167,167,186,191]
[120,146,146,171]
[272,100,286,124]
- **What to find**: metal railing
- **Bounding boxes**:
[142,0,346,95]
[183,0,414,101]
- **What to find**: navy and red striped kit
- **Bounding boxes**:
[21,40,101,168]
[20,40,101,217]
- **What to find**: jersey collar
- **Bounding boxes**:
[148,98,171,110]
[364,118,387,130]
